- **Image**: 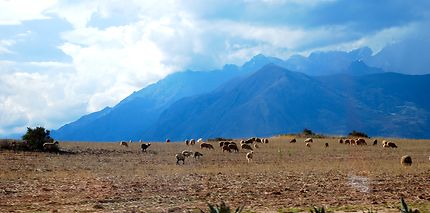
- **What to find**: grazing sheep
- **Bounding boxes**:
[401,155,412,166]
[246,151,254,163]
[193,151,203,159]
[243,138,254,144]
[190,139,196,145]
[120,141,128,147]
[339,139,344,144]
[166,139,171,143]
[255,138,262,143]
[43,141,59,152]
[325,143,329,148]
[241,143,253,151]
[200,143,214,150]
[176,153,185,165]
[222,145,231,153]
[373,139,378,145]
[254,143,260,149]
[344,139,350,144]
[306,143,311,148]
[383,141,397,148]
[141,143,151,152]
[382,140,388,146]
[219,141,225,147]
[197,138,203,143]
[350,139,357,145]
[290,138,296,143]
[304,138,313,143]
[356,138,367,146]
[181,150,194,157]
[229,144,239,152]
[129,140,132,143]
[185,140,190,146]
[264,138,269,144]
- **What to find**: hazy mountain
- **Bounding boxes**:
[51,55,285,141]
[52,47,430,142]
[148,64,430,140]
[284,47,374,75]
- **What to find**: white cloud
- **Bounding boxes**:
[0,0,56,25]
[0,39,15,54]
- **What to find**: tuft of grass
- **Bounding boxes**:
[400,197,420,213]
[309,206,326,213]
[200,201,244,213]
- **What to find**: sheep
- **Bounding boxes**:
[338,139,343,144]
[141,143,151,152]
[43,141,59,152]
[229,144,239,152]
[306,143,311,148]
[197,138,203,143]
[356,138,367,146]
[129,140,132,143]
[241,143,253,151]
[243,138,254,144]
[166,139,171,143]
[325,143,329,148]
[290,138,296,143]
[185,140,190,146]
[383,141,397,148]
[246,151,254,163]
[193,151,203,159]
[181,150,194,157]
[222,145,231,153]
[400,155,412,166]
[382,140,388,146]
[254,143,260,149]
[190,139,196,145]
[120,141,128,147]
[350,139,357,145]
[175,153,185,165]
[219,141,225,147]
[264,138,269,144]
[304,138,313,143]
[200,143,214,150]
[344,139,350,144]
[373,139,378,145]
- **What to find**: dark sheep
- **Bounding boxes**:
[141,143,151,152]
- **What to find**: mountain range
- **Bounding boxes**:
[51,47,430,141]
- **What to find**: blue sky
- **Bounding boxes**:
[0,0,429,136]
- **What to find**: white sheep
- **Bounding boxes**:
[43,141,59,152]
[197,138,203,143]
[304,138,313,143]
[181,150,194,158]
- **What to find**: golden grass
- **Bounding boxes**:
[1,137,429,212]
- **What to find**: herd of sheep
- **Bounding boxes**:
[115,136,421,166]
[31,136,424,167]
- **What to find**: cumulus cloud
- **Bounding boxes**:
[0,0,56,25]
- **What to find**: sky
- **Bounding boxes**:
[0,0,430,136]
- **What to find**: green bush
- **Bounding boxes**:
[22,126,54,151]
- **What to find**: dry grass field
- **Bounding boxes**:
[1,137,430,212]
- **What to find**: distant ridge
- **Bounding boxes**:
[52,48,430,141]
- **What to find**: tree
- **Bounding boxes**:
[22,126,54,150]
[302,128,314,136]
[348,130,369,138]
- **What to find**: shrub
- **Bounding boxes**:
[348,130,369,138]
[22,126,54,151]
[303,128,315,136]
[200,201,244,213]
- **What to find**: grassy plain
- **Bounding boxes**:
[1,137,429,212]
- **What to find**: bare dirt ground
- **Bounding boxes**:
[1,137,430,212]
